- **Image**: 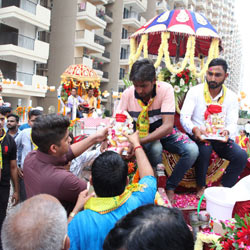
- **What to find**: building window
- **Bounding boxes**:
[119,68,125,80]
[122,28,128,39]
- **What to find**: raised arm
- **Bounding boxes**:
[125,131,154,178]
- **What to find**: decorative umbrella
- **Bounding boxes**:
[129,9,221,77]
[61,64,100,83]
[59,64,101,110]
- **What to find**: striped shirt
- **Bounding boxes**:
[117,82,175,133]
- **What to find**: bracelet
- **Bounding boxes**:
[69,212,76,218]
[134,145,143,153]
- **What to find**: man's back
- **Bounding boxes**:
[68,176,157,250]
[23,149,87,212]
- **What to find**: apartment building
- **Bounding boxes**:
[0,0,51,108]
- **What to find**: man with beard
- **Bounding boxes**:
[6,114,20,139]
[180,58,248,197]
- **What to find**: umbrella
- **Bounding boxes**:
[129,9,221,77]
[61,64,100,83]
[59,64,101,104]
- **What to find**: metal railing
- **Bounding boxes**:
[102,51,110,58]
[20,0,37,15]
[0,32,34,50]
[104,29,112,38]
[16,71,33,85]
[93,62,103,71]
[94,34,104,46]
[105,9,113,18]
[103,71,109,79]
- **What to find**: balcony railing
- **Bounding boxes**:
[17,71,33,85]
[96,9,105,21]
[103,71,109,79]
[75,30,85,39]
[120,52,129,60]
[105,9,113,18]
[93,62,103,71]
[94,34,104,46]
[123,12,141,22]
[104,29,112,38]
[0,32,35,50]
[1,0,37,15]
[103,51,110,59]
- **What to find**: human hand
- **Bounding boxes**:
[94,127,110,143]
[193,127,207,141]
[72,190,95,214]
[220,130,229,142]
[123,131,140,148]
[12,192,19,206]
[17,168,23,178]
[100,140,108,152]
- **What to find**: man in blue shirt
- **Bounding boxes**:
[6,114,20,139]
[19,109,42,131]
[68,131,157,250]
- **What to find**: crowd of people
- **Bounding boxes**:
[0,57,248,250]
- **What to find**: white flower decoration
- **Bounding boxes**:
[174,85,180,93]
[170,75,176,83]
[180,78,185,86]
[183,86,188,92]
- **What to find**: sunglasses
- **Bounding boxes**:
[207,71,223,78]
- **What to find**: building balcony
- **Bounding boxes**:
[91,51,111,63]
[2,73,47,98]
[124,0,147,13]
[101,71,109,82]
[75,29,105,54]
[0,34,49,63]
[196,0,206,11]
[95,29,112,43]
[87,0,108,5]
[92,61,103,78]
[77,2,106,30]
[174,0,188,8]
[123,14,146,29]
[104,9,113,23]
[156,1,170,14]
[0,2,51,31]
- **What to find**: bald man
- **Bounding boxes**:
[1,194,69,250]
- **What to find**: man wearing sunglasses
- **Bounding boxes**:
[180,58,248,198]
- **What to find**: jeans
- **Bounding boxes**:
[0,185,10,250]
[193,138,248,187]
[19,177,27,202]
[143,128,199,190]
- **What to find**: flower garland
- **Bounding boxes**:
[194,232,220,250]
[129,32,220,79]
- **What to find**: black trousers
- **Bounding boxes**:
[0,185,10,250]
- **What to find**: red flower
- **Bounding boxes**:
[177,73,182,78]
[237,225,250,246]
[221,239,235,250]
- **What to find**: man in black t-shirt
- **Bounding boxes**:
[0,108,19,250]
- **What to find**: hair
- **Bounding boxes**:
[31,114,70,153]
[1,194,67,250]
[7,114,19,123]
[72,87,77,91]
[103,205,194,250]
[68,132,74,145]
[92,151,128,197]
[241,130,247,135]
[208,58,228,73]
[0,107,12,116]
[129,59,156,82]
[28,109,43,120]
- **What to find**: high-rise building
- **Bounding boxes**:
[0,0,51,108]
[44,0,240,112]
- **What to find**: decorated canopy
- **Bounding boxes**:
[129,9,221,77]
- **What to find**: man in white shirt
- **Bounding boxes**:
[181,58,248,197]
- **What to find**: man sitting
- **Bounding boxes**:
[180,58,248,197]
[68,131,157,250]
[67,88,85,118]
[23,114,108,213]
[1,194,69,250]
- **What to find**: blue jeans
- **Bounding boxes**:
[143,128,199,190]
[193,138,248,187]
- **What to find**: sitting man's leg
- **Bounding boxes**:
[212,139,248,187]
[143,140,163,173]
[161,129,199,202]
[193,141,213,198]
